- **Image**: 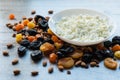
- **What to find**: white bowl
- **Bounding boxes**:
[48,9,116,46]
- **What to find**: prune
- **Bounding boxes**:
[34,15,45,23]
[82,53,93,63]
[18,46,27,57]
[112,36,120,42]
[27,29,37,36]
[17,29,26,35]
[20,39,30,47]
[43,38,54,44]
[31,50,43,62]
[56,51,66,59]
[28,41,42,50]
[59,46,75,54]
[37,37,44,42]
[38,20,48,30]
[112,40,120,46]
[103,49,114,58]
[94,50,104,61]
[104,40,112,48]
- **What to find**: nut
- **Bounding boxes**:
[48,66,53,73]
[3,51,9,56]
[31,71,39,76]
[13,69,20,76]
[12,58,19,65]
[70,50,83,59]
[7,43,13,49]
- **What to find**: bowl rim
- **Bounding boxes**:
[48,8,116,46]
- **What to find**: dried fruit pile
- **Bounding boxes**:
[6,11,120,74]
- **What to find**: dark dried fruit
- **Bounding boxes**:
[103,49,114,58]
[31,50,43,62]
[43,38,54,44]
[34,15,45,23]
[29,41,42,50]
[20,40,30,47]
[27,29,37,36]
[18,46,27,57]
[31,71,39,76]
[104,40,112,48]
[112,36,120,42]
[38,20,48,31]
[13,69,20,76]
[82,53,93,63]
[56,51,66,59]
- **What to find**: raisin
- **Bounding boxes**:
[27,29,37,36]
[82,53,93,63]
[29,41,42,50]
[18,46,27,57]
[31,50,43,62]
[38,20,48,31]
[104,40,112,48]
[34,15,45,23]
[112,36,120,42]
[20,39,30,47]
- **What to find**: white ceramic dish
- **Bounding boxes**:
[48,9,116,46]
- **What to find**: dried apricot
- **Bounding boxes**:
[9,14,15,20]
[15,24,24,31]
[49,53,58,63]
[112,44,120,52]
[22,19,29,26]
[47,28,54,35]
[27,36,36,42]
[51,35,59,42]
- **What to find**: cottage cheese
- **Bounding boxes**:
[56,14,112,42]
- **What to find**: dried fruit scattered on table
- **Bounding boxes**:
[18,46,27,57]
[27,36,36,42]
[29,41,41,50]
[15,24,24,31]
[90,61,97,67]
[112,44,120,52]
[22,19,29,26]
[104,58,118,70]
[16,33,23,43]
[54,42,63,50]
[9,14,15,20]
[75,60,82,67]
[31,50,43,62]
[70,50,83,59]
[20,39,30,47]
[34,15,45,23]
[114,51,120,59]
[49,53,58,63]
[27,22,35,29]
[80,62,87,68]
[47,28,54,35]
[40,42,54,53]
[27,29,37,36]
[104,40,112,48]
[58,57,74,69]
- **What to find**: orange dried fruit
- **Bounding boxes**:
[9,14,15,20]
[112,44,120,52]
[28,36,36,42]
[22,19,29,26]
[49,53,58,63]
[51,35,59,42]
[15,24,24,31]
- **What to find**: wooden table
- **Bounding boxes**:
[0,0,120,80]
